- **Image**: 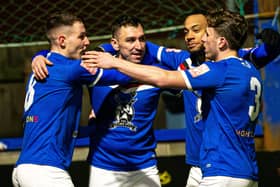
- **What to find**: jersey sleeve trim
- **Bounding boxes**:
[88,69,103,87]
[179,70,193,90]
[157,46,164,61]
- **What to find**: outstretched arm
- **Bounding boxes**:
[81,51,187,89]
[31,45,106,80]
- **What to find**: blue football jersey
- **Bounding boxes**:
[88,44,177,171]
[17,52,131,170]
[97,42,273,170]
[151,43,205,166]
[181,57,262,180]
[152,41,275,168]
[87,46,174,171]
[87,83,162,171]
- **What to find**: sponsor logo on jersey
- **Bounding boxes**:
[189,64,209,77]
[236,129,255,137]
[25,115,39,123]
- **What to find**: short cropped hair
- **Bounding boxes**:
[206,9,248,50]
[46,11,84,41]
[111,15,144,38]
[183,8,208,18]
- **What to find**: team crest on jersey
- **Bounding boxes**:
[110,85,138,131]
[189,64,209,77]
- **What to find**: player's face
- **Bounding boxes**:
[65,21,90,59]
[184,14,207,53]
[201,27,219,61]
[112,25,146,64]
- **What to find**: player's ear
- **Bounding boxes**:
[111,38,120,51]
[218,36,227,50]
[58,35,66,49]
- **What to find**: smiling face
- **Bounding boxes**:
[111,24,146,64]
[46,12,90,59]
[184,14,207,53]
[63,21,90,59]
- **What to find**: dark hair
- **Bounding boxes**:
[111,15,144,38]
[46,11,84,40]
[184,8,208,18]
[206,9,248,50]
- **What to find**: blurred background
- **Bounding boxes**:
[0,0,279,186]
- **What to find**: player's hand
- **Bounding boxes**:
[32,55,53,80]
[256,28,280,53]
[81,51,117,69]
[80,61,98,75]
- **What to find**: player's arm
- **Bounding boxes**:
[31,44,114,80]
[240,28,280,69]
[31,50,52,80]
[82,51,187,89]
[146,41,191,69]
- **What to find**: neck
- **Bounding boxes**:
[215,49,238,61]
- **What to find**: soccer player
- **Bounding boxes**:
[82,9,262,187]
[31,15,173,187]
[12,11,130,187]
[85,15,167,187]
[31,10,280,187]
[144,9,280,187]
[90,12,279,187]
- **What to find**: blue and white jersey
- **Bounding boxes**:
[17,52,130,170]
[87,46,172,171]
[99,42,274,169]
[180,57,262,180]
[150,42,206,167]
[151,41,276,167]
[239,43,280,69]
[87,83,163,171]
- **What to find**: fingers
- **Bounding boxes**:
[83,50,100,55]
[81,51,100,66]
[46,59,53,66]
[31,56,52,80]
[80,61,98,70]
[81,51,115,69]
[32,62,49,80]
